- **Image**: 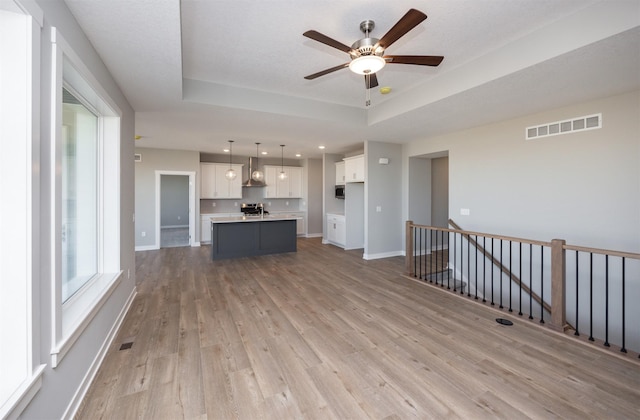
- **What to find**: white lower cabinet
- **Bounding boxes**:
[326,213,345,247]
[200,213,240,243]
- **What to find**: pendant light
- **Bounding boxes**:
[278,145,287,180]
[224,140,237,181]
[251,142,264,182]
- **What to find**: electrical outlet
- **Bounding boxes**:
[376,206,382,212]
[141,231,146,237]
[460,208,470,216]
[127,269,130,279]
[285,201,289,206]
[177,216,181,220]
[212,202,216,207]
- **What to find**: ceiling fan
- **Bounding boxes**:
[303,8,444,104]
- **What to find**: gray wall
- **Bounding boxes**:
[305,158,323,235]
[405,90,640,252]
[23,0,136,418]
[134,148,200,248]
[322,153,345,239]
[365,141,403,258]
[408,157,431,225]
[161,174,190,227]
[431,156,449,229]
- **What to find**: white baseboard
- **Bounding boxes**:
[191,241,201,247]
[363,250,404,260]
[305,233,323,238]
[135,244,157,251]
[160,224,189,229]
[63,287,137,419]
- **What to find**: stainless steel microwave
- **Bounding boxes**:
[335,185,345,199]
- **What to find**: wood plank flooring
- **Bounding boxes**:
[76,238,640,419]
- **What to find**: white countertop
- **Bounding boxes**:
[210,214,301,223]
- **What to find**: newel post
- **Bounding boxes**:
[550,239,567,331]
[406,221,414,276]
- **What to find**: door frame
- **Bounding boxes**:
[155,170,196,248]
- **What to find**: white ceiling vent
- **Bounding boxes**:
[526,113,601,140]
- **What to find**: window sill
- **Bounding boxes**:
[51,271,123,368]
[0,364,45,420]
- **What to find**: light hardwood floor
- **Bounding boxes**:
[77,238,640,419]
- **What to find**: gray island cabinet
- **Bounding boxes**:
[210,215,297,260]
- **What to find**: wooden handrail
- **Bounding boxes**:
[447,219,551,314]
[410,221,551,248]
[563,244,640,260]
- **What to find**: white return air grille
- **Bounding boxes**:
[526,113,601,140]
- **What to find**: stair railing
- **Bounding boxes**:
[405,220,640,357]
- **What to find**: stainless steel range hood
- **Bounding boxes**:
[242,157,266,187]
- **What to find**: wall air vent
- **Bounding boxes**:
[134,153,142,162]
[526,113,601,140]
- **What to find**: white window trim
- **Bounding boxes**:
[0,1,45,418]
[49,27,122,368]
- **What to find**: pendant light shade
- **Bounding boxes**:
[225,140,237,181]
[251,142,264,182]
[278,145,287,180]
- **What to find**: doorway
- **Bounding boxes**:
[155,171,196,248]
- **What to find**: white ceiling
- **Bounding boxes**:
[64,0,640,159]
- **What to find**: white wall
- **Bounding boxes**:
[404,90,640,253]
[20,0,136,418]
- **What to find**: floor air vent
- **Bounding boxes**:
[526,113,601,140]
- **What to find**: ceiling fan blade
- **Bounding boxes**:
[384,55,444,66]
[377,9,427,50]
[365,73,379,89]
[304,63,350,80]
[303,30,353,54]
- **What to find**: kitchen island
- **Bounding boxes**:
[209,215,297,260]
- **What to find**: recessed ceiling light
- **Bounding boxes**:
[295,153,301,157]
[223,148,230,153]
[319,145,325,149]
[261,151,268,155]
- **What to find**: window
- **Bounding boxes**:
[50,28,122,367]
[0,1,45,418]
[62,87,99,302]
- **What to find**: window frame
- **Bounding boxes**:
[49,27,123,368]
[0,1,45,418]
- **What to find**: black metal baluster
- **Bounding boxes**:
[481,236,486,300]
[540,246,544,324]
[518,242,522,316]
[509,240,513,312]
[486,238,491,303]
[529,244,533,320]
[430,229,434,283]
[621,257,626,353]
[414,228,424,280]
[575,251,579,336]
[589,253,594,341]
[467,235,471,297]
[495,240,500,307]
[453,232,458,292]
[467,235,478,300]
[491,238,495,306]
[423,228,428,281]
[447,231,451,289]
[604,255,609,347]
[439,230,444,287]
[416,227,420,278]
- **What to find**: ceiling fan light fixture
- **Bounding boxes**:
[349,55,386,75]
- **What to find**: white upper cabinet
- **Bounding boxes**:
[200,163,244,199]
[264,165,303,198]
[335,161,345,185]
[343,154,364,183]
